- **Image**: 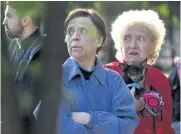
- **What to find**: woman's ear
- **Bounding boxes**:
[151,37,156,46]
[96,36,103,48]
[150,39,156,52]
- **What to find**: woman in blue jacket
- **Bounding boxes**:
[35,8,138,134]
[58,8,138,134]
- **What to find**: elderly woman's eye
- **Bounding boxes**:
[124,36,131,41]
[138,36,145,41]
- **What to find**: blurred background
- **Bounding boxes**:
[1,1,180,73]
[1,1,180,134]
[63,1,180,74]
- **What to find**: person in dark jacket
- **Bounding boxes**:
[169,57,180,134]
[34,8,139,134]
[2,1,45,133]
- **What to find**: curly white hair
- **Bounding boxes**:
[111,9,166,65]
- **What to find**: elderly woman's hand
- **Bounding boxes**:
[130,87,145,112]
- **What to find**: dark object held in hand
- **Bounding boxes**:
[119,59,147,98]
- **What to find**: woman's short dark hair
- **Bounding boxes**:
[64,8,107,53]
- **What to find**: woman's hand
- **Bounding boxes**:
[131,87,145,112]
[71,112,91,125]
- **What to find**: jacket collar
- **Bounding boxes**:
[63,56,106,85]
[20,28,41,50]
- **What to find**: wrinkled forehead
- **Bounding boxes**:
[123,24,155,39]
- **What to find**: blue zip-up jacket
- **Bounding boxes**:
[56,57,139,134]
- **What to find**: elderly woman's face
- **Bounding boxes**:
[122,25,154,64]
[65,17,101,61]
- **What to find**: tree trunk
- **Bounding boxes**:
[35,2,69,134]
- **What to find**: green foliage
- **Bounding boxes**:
[67,2,81,13]
[149,3,179,29]
[64,1,180,29]
[158,4,170,19]
[172,15,180,29]
[141,1,149,9]
[66,1,103,15]
[93,1,103,14]
[124,1,140,8]
[103,1,180,29]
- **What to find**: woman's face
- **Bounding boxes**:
[65,16,101,61]
[122,25,155,64]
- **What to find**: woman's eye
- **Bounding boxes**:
[80,28,87,34]
[138,36,145,41]
[67,28,74,35]
[124,35,131,41]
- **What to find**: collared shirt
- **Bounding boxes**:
[62,57,107,112]
[63,57,106,86]
[56,57,139,134]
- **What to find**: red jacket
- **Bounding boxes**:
[104,61,174,134]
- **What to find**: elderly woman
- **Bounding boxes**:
[35,9,138,134]
[105,10,174,134]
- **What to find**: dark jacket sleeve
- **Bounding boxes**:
[85,76,139,134]
[22,59,41,111]
[168,65,180,121]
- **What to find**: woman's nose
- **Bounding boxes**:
[72,37,80,41]
[129,39,138,49]
[72,32,80,41]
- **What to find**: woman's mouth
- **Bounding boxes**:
[72,46,82,51]
[129,52,139,55]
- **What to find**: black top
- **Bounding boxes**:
[21,28,41,50]
[80,67,94,80]
[12,28,41,68]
